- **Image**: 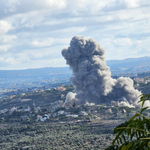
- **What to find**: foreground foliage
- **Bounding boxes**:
[105,94,150,150]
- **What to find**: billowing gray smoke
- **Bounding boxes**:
[62,36,142,107]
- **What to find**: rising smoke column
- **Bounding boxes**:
[62,36,141,107]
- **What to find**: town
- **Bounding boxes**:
[0,84,147,124]
[0,79,150,149]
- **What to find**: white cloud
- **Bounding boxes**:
[0,45,11,52]
[32,38,54,47]
[5,57,16,64]
[103,0,148,12]
[119,0,143,8]
[4,0,66,14]
[61,26,87,34]
[0,20,12,34]
[0,0,150,69]
[0,57,17,67]
[113,38,132,46]
[4,35,17,43]
[67,0,111,12]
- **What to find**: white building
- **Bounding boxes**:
[58,110,65,115]
[10,107,17,114]
[0,109,8,114]
[37,115,47,122]
[80,111,88,116]
[66,114,78,118]
[21,93,25,96]
[24,106,31,112]
[85,102,95,106]
[43,114,50,119]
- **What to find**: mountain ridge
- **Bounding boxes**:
[0,56,150,81]
[1,56,150,72]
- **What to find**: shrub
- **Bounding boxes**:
[105,94,150,150]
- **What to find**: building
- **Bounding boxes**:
[66,114,78,118]
[34,106,41,113]
[58,110,65,115]
[57,85,66,91]
[0,109,8,114]
[80,111,88,116]
[21,93,25,96]
[64,102,72,109]
[105,108,112,114]
[10,107,17,114]
[37,115,47,122]
[37,115,42,121]
[111,101,119,107]
[85,102,95,106]
[24,106,31,112]
[9,95,15,99]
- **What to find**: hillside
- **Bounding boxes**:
[0,85,147,150]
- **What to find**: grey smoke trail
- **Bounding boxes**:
[62,36,141,107]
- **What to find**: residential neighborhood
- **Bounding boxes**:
[0,89,141,126]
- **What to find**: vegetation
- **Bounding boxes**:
[105,94,150,150]
[0,85,75,110]
[1,85,150,149]
[0,122,113,150]
[137,82,150,94]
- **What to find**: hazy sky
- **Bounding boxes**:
[0,0,150,70]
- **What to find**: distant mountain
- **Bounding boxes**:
[0,56,150,89]
[106,56,150,76]
[1,56,150,79]
[0,67,71,79]
[0,67,71,89]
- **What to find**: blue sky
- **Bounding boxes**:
[0,0,150,70]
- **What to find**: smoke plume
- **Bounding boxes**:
[62,36,142,107]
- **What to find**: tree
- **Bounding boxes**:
[105,94,150,150]
[73,102,76,108]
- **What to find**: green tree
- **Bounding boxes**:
[73,102,76,108]
[105,94,150,150]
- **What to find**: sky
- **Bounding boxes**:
[0,0,150,70]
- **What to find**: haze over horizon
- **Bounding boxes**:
[0,0,150,70]
[0,56,149,71]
